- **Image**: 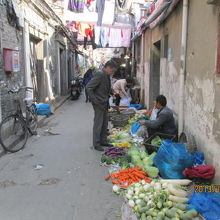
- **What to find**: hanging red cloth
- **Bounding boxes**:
[76,22,94,38]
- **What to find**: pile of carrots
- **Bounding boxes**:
[105,167,152,188]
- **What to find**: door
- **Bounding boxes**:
[149,40,161,107]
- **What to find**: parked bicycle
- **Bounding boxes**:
[0,87,38,153]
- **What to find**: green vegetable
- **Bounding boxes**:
[174,203,187,211]
[143,165,159,178]
[146,216,153,220]
[151,136,163,147]
[101,155,114,164]
[141,213,147,220]
[139,206,149,213]
[142,152,157,165]
[140,150,148,159]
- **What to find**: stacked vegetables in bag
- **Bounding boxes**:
[125,179,199,220]
[128,148,159,178]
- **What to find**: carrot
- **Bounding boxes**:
[105,175,111,181]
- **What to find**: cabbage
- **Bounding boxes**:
[143,165,159,178]
[142,152,156,166]
[140,150,148,159]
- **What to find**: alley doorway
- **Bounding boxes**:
[149,40,161,106]
[30,36,43,102]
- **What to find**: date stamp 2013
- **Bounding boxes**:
[194,185,220,193]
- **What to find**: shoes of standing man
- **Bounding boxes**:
[100,143,113,147]
[94,145,105,151]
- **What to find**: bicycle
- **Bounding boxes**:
[0,87,38,153]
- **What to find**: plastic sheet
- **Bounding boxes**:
[186,193,220,220]
[153,140,194,179]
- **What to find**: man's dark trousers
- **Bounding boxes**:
[93,103,108,147]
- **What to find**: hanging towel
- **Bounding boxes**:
[121,28,131,47]
[108,28,123,47]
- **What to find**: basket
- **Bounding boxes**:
[108,111,119,121]
[144,132,176,154]
[111,114,130,128]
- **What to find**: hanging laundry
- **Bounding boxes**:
[95,26,101,46]
[102,0,115,26]
[108,28,123,48]
[100,27,109,47]
[115,0,132,14]
[121,28,131,47]
[68,0,85,13]
[76,22,94,37]
[96,0,106,26]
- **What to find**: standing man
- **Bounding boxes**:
[86,60,118,151]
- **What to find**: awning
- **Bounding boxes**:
[132,0,181,40]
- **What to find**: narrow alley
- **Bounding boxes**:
[0,98,122,220]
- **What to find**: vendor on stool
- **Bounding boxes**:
[139,95,177,137]
[113,76,133,106]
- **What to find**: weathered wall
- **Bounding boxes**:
[184,0,220,182]
[0,2,25,119]
[137,0,220,182]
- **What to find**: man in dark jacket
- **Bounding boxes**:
[86,60,118,151]
[140,95,177,137]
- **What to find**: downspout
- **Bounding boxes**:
[178,0,189,137]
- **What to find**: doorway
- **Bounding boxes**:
[149,40,161,107]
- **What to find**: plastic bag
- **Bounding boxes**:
[120,97,132,106]
[35,104,52,115]
[128,104,142,110]
[153,140,194,179]
[186,193,220,220]
[192,152,205,166]
[150,107,159,120]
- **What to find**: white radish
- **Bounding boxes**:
[168,195,188,203]
[160,179,192,186]
[167,184,188,197]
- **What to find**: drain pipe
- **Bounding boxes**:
[178,0,189,137]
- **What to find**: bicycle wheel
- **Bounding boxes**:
[28,105,38,135]
[0,115,28,152]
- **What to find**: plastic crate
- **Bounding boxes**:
[144,132,176,154]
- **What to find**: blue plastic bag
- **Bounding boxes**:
[192,152,205,166]
[186,193,220,220]
[130,122,141,135]
[128,104,143,110]
[153,140,193,179]
[35,104,52,116]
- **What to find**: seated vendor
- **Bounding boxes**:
[139,95,177,137]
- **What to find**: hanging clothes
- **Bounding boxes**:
[76,22,94,37]
[95,26,101,46]
[121,28,131,47]
[100,27,109,47]
[96,0,106,26]
[115,0,132,14]
[108,28,123,48]
[68,0,85,13]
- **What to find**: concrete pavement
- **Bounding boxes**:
[0,97,122,220]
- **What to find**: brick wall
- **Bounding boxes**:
[0,2,25,119]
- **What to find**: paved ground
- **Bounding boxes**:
[0,97,123,220]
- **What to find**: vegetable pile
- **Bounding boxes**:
[104,147,126,159]
[105,167,152,188]
[125,179,199,220]
[128,148,159,178]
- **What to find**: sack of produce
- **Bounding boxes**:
[153,140,193,179]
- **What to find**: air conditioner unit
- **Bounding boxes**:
[207,0,220,6]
